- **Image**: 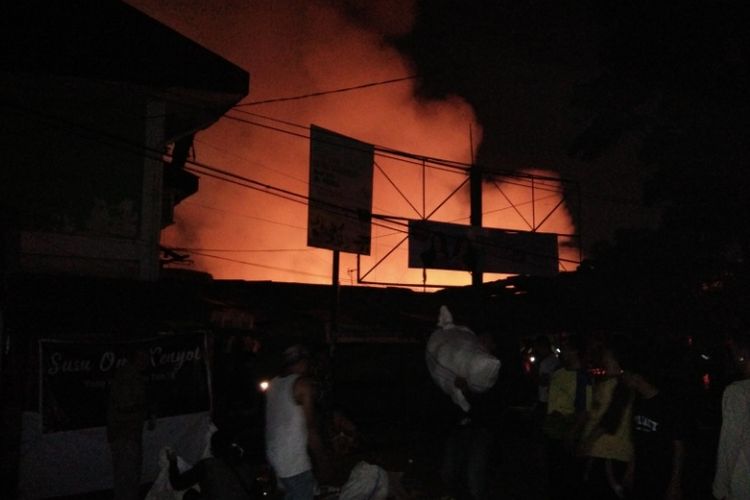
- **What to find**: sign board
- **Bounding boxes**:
[40,334,210,433]
[307,125,374,254]
[408,219,559,276]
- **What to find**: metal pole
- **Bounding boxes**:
[470,163,482,288]
[331,250,340,349]
[532,176,536,231]
[422,159,426,218]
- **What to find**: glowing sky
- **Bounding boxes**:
[126,0,578,287]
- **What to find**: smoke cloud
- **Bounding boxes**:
[127,0,578,286]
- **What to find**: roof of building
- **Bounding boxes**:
[1,0,249,141]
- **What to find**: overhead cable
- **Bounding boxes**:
[234,75,419,107]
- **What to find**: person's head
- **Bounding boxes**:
[560,335,586,369]
[619,343,663,395]
[282,344,311,375]
[533,335,552,358]
[730,332,750,378]
[598,335,637,434]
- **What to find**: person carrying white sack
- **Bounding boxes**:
[426,306,503,500]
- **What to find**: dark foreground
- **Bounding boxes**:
[46,340,721,500]
[50,406,718,500]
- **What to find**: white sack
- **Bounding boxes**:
[18,411,213,499]
[144,447,194,500]
[425,305,501,412]
[338,461,389,500]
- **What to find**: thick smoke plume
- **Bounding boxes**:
[127,0,577,286]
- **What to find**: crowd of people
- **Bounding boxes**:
[501,330,747,500]
[104,326,750,500]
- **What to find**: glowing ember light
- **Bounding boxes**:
[259,380,270,392]
[702,373,711,390]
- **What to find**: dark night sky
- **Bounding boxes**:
[398,1,658,253]
[399,0,749,260]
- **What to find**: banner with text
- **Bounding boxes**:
[40,334,210,433]
[307,125,374,255]
[408,220,559,276]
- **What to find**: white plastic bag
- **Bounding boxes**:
[425,305,501,411]
[201,422,218,458]
[338,461,389,500]
[144,447,194,500]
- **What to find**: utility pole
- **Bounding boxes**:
[470,164,482,288]
[469,126,482,288]
[330,250,340,353]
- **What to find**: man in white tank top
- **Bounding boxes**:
[265,345,328,500]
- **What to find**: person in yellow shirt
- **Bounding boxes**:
[544,334,592,500]
[578,335,634,500]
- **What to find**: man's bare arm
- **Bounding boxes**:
[295,376,332,481]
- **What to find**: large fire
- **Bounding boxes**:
[127,0,578,286]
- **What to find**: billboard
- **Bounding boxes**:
[39,334,210,433]
[307,125,374,254]
[408,219,559,276]
[22,334,213,498]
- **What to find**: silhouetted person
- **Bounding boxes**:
[533,335,560,414]
[544,335,591,500]
[265,345,330,500]
[441,332,501,500]
[578,335,634,500]
[621,346,686,500]
[713,332,750,500]
[106,349,154,500]
[168,430,255,499]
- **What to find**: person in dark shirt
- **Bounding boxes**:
[107,349,155,500]
[621,348,686,500]
[441,332,502,500]
[168,430,256,500]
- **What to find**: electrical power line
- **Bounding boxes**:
[3,99,581,270]
[2,99,408,238]
[194,137,308,187]
[234,75,419,107]
[187,249,332,279]
[192,136,399,216]
[173,247,312,253]
[181,200,307,231]
[224,108,577,190]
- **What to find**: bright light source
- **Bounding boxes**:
[555,348,561,354]
[701,354,710,361]
[259,380,270,392]
[529,356,536,363]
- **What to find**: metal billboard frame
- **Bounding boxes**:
[356,156,582,289]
